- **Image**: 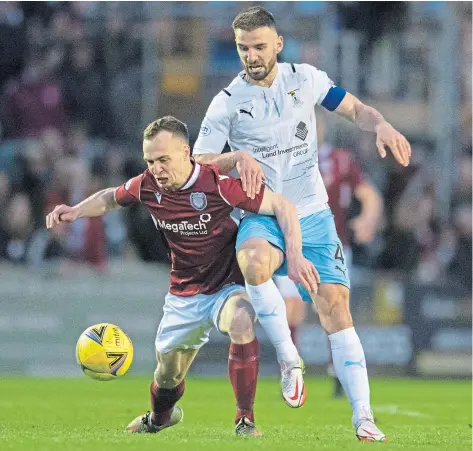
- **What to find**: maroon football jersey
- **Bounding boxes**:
[115,163,264,296]
[318,144,365,246]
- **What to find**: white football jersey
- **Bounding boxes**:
[194,62,346,218]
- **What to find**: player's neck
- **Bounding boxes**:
[170,160,195,191]
[245,63,278,88]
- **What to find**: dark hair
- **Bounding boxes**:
[143,116,189,142]
[232,6,277,32]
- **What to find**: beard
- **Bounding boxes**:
[244,56,277,81]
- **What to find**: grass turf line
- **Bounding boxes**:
[0,377,470,451]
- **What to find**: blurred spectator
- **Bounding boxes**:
[48,7,84,48]
[95,149,128,258]
[24,15,48,57]
[451,150,472,211]
[61,41,107,137]
[448,151,472,288]
[0,170,11,259]
[14,140,50,229]
[378,146,472,286]
[0,53,68,138]
[103,8,142,76]
[21,2,55,25]
[101,6,142,144]
[0,193,35,263]
[0,171,10,211]
[108,58,142,146]
[337,2,408,97]
[377,145,435,272]
[52,153,89,257]
[0,189,69,269]
[41,127,67,165]
[449,204,472,289]
[0,1,469,285]
[0,2,26,90]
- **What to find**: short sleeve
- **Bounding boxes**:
[193,91,231,155]
[301,63,346,111]
[114,174,143,207]
[217,174,265,213]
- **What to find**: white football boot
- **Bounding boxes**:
[354,407,387,442]
[281,358,307,408]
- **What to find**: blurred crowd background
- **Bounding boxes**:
[0,2,470,377]
[0,1,471,288]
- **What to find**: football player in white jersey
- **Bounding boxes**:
[194,6,411,442]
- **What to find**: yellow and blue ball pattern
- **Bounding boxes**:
[76,323,133,381]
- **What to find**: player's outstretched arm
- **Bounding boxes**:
[334,92,412,167]
[45,187,120,229]
[195,151,264,200]
[258,191,320,294]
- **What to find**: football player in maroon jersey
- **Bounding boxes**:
[46,116,318,437]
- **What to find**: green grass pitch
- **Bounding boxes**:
[0,376,470,451]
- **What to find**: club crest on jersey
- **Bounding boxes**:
[154,192,162,203]
[287,88,303,107]
[190,192,207,211]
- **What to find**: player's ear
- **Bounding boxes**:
[276,35,283,54]
[183,144,191,160]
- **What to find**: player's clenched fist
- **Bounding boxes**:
[45,204,78,229]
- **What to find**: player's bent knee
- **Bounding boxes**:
[228,304,255,344]
[154,366,185,388]
[154,349,195,388]
[237,244,280,285]
[219,295,256,343]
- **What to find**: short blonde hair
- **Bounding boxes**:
[143,116,189,142]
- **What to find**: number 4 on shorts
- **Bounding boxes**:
[334,243,345,265]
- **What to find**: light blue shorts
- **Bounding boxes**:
[236,208,350,302]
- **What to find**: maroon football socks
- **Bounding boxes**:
[150,379,185,426]
[228,338,260,424]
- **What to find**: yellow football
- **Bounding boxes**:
[76,323,133,381]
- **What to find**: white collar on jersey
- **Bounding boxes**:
[180,162,201,190]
